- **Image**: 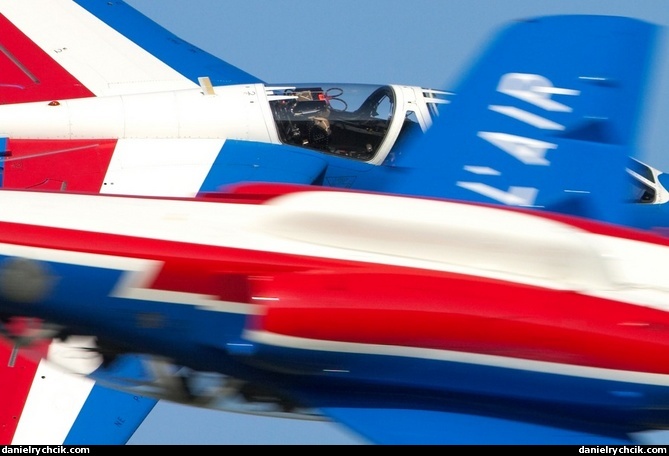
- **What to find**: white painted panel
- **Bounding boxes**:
[12,358,94,444]
[101,138,225,196]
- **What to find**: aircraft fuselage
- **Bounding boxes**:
[1,187,669,433]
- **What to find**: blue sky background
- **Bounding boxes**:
[121,0,669,445]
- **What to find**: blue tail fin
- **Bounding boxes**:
[381,15,659,225]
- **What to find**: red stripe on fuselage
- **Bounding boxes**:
[256,270,669,375]
[0,214,668,376]
[4,139,117,193]
[0,14,94,104]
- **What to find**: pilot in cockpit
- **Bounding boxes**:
[270,85,391,161]
[272,88,332,149]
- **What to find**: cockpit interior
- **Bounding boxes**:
[268,84,398,161]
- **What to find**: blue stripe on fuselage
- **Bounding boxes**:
[200,139,384,193]
[0,256,250,373]
[249,340,669,429]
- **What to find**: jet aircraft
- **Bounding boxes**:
[0,180,669,445]
[0,0,451,197]
[0,0,665,220]
[0,0,453,443]
[0,5,667,443]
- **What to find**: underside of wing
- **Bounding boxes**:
[0,336,157,444]
[320,405,636,445]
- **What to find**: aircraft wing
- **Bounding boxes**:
[318,406,634,445]
[0,336,157,444]
[0,0,261,104]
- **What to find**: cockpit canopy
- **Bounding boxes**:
[266,83,450,163]
[627,157,669,204]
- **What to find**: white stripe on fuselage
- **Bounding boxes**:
[0,190,666,314]
[101,138,225,197]
[245,329,669,388]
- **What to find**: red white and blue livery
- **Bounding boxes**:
[0,0,668,445]
[1,185,669,443]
